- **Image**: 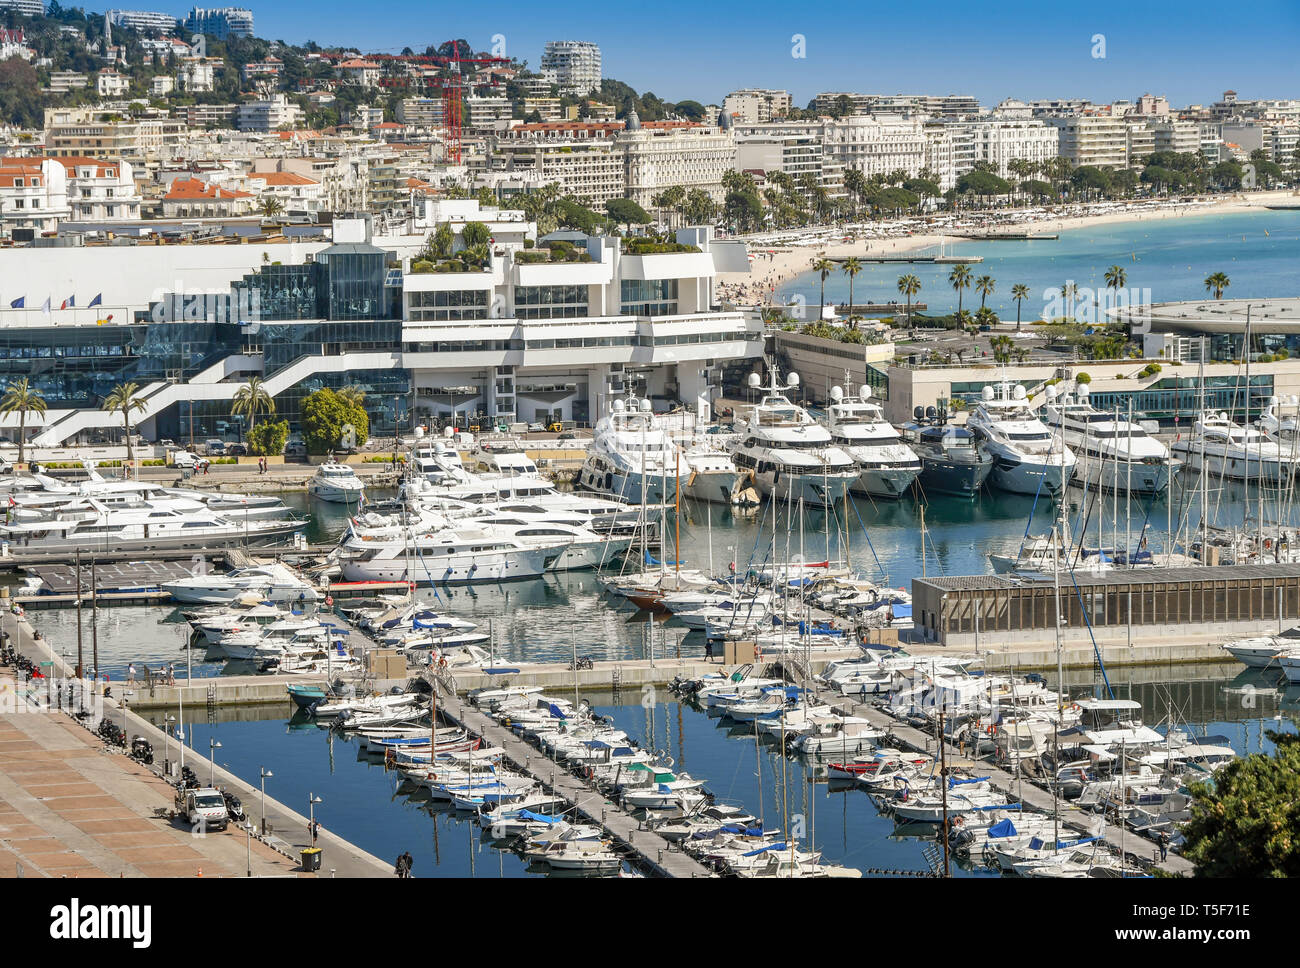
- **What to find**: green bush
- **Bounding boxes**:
[1075,372,1092,384]
[142,458,166,466]
[523,238,535,249]
[248,419,289,457]
[514,250,550,264]
[302,389,369,456]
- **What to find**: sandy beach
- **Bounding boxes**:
[718,189,1299,305]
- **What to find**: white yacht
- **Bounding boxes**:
[1171,410,1298,484]
[4,471,292,522]
[334,509,573,584]
[1043,384,1176,496]
[1256,394,1300,441]
[577,397,684,505]
[162,563,320,605]
[0,499,301,556]
[729,368,858,504]
[966,382,1076,495]
[680,440,745,505]
[309,461,365,504]
[822,381,921,498]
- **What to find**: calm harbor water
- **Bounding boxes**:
[779,209,1300,317]
[142,672,1296,878]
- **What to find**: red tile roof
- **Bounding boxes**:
[164,176,253,201]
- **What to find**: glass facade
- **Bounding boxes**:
[621,279,679,317]
[1088,375,1274,425]
[515,285,589,320]
[408,289,490,322]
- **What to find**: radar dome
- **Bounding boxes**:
[787,372,800,387]
[1045,385,1058,400]
[1077,382,1090,397]
[640,399,652,413]
[829,386,844,401]
[748,373,761,388]
[861,385,872,400]
[1013,384,1027,400]
[612,399,625,413]
[981,386,995,402]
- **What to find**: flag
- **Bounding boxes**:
[8,297,22,308]
[40,297,50,316]
[60,296,74,310]
[88,293,102,308]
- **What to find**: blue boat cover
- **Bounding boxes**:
[987,818,1017,838]
[516,809,559,824]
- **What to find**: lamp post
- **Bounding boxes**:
[122,689,133,739]
[164,714,176,779]
[259,767,272,835]
[208,738,222,785]
[308,793,321,845]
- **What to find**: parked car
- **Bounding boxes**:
[203,438,226,456]
[170,450,201,468]
[283,442,307,459]
[226,443,247,457]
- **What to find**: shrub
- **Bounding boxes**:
[248,419,289,457]
[1075,372,1091,384]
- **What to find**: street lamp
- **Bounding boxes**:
[164,714,176,778]
[208,738,222,785]
[122,689,134,739]
[259,767,273,835]
[308,793,322,844]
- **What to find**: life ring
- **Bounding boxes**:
[325,596,334,607]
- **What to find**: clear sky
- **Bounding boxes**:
[243,0,1300,108]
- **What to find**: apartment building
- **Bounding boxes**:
[46,71,89,95]
[178,56,221,93]
[722,89,792,124]
[490,137,625,207]
[0,158,71,238]
[540,40,602,96]
[1124,119,1156,166]
[622,122,735,209]
[245,170,324,213]
[1047,115,1128,167]
[735,131,846,198]
[1149,119,1200,155]
[236,94,304,133]
[161,175,255,217]
[397,98,445,127]
[944,117,1059,179]
[466,97,513,130]
[96,69,130,97]
[184,6,254,39]
[44,107,186,166]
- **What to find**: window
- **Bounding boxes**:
[621,279,678,317]
[515,285,588,319]
[408,289,489,322]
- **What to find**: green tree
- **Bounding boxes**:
[258,197,284,219]
[841,257,863,329]
[101,382,148,466]
[461,220,490,250]
[247,419,289,457]
[1205,272,1231,299]
[231,376,274,434]
[948,263,973,323]
[897,273,921,326]
[302,388,369,455]
[1181,730,1300,877]
[1010,283,1030,331]
[0,377,46,466]
[605,197,651,231]
[975,274,996,310]
[812,258,834,323]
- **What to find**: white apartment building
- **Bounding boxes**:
[735,132,847,198]
[57,156,141,220]
[1125,119,1156,166]
[397,98,445,127]
[353,105,384,129]
[820,115,928,180]
[722,89,792,124]
[107,9,180,33]
[236,94,305,133]
[337,59,382,87]
[516,72,559,97]
[1149,119,1200,155]
[150,75,175,96]
[491,137,625,207]
[0,0,43,15]
[523,97,567,121]
[44,107,186,165]
[245,170,325,213]
[466,97,513,130]
[178,56,220,93]
[47,71,89,95]
[184,6,254,39]
[540,40,601,97]
[0,158,72,238]
[96,69,130,97]
[944,117,1059,179]
[1047,115,1128,167]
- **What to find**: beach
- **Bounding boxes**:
[717,189,1299,306]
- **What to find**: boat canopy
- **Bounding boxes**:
[986,818,1018,838]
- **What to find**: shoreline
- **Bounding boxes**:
[717,189,1299,305]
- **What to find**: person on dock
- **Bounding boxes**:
[309,818,320,845]
[167,662,175,686]
[127,663,136,685]
[1158,830,1170,862]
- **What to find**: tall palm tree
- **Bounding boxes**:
[231,376,275,435]
[1061,281,1079,320]
[1204,272,1231,299]
[1010,283,1030,331]
[0,377,46,467]
[949,262,972,327]
[101,382,148,467]
[841,257,863,329]
[897,273,921,326]
[259,197,284,220]
[812,258,834,323]
[1104,265,1127,293]
[336,384,367,408]
[975,274,996,310]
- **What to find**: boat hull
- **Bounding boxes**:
[339,546,562,585]
[916,455,993,498]
[851,466,920,499]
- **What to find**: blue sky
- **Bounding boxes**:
[242,0,1300,107]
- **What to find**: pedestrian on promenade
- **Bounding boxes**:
[167,662,175,686]
[127,663,136,685]
[310,818,320,845]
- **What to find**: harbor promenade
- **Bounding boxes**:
[4,612,392,878]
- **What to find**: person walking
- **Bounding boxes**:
[401,850,413,878]
[127,663,136,685]
[309,817,320,846]
[167,662,175,686]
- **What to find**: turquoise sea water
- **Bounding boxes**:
[777,210,1300,318]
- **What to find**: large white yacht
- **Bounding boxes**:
[680,439,744,505]
[822,381,921,498]
[162,563,320,605]
[334,508,574,584]
[965,382,1076,495]
[729,368,858,504]
[577,396,684,505]
[1171,410,1298,484]
[1042,383,1177,496]
[308,461,365,504]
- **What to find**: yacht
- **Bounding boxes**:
[0,499,301,556]
[822,381,921,498]
[900,418,993,498]
[1256,394,1300,441]
[1171,410,1297,484]
[162,563,320,605]
[1043,384,1176,495]
[309,461,365,504]
[729,368,858,504]
[333,509,573,584]
[680,440,745,505]
[966,382,1076,495]
[576,396,684,505]
[4,471,292,522]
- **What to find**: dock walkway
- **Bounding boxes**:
[435,689,713,877]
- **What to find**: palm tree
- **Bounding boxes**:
[897,273,921,326]
[259,197,284,220]
[1011,283,1030,331]
[1061,281,1079,319]
[231,376,275,435]
[1205,272,1231,299]
[812,258,834,323]
[0,377,46,466]
[948,262,972,325]
[101,382,148,467]
[975,274,996,310]
[841,257,863,329]
[336,384,367,408]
